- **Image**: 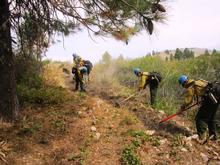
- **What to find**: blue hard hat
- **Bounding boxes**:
[178,75,188,86]
[133,68,141,76]
[79,66,87,74]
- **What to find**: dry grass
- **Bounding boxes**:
[42,63,70,88]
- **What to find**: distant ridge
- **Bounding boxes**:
[149,48,219,60]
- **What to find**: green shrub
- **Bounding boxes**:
[18,118,42,135]
[110,54,220,115]
[15,55,69,106]
[52,119,67,133]
[15,55,43,88]
[120,116,138,126]
[121,146,142,165]
[17,85,67,106]
[128,130,150,142]
[128,130,160,146]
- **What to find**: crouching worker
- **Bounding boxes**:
[72,66,87,92]
[133,68,162,106]
[178,75,219,142]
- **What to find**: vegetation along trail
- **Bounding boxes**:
[1,0,220,165]
[0,54,219,164]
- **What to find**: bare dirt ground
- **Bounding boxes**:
[0,73,219,165]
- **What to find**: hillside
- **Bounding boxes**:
[0,60,219,165]
[154,48,215,60]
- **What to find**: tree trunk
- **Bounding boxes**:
[0,0,19,120]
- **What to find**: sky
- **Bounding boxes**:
[45,0,220,64]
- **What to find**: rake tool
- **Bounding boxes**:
[159,102,201,124]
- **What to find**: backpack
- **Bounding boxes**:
[149,71,162,83]
[210,81,220,103]
[204,81,220,104]
[84,60,93,74]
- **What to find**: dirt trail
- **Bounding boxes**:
[85,73,220,165]
[0,72,219,165]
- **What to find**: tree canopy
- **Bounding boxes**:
[174,48,194,60]
[0,0,167,120]
[101,51,112,65]
[10,0,167,51]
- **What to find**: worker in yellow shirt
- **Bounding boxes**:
[72,54,86,92]
[134,68,162,105]
[72,54,84,68]
[178,75,219,142]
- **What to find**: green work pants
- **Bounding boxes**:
[195,99,219,139]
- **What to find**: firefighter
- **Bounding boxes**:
[178,75,219,142]
[74,66,87,92]
[72,54,87,92]
[134,68,162,105]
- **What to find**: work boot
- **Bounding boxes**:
[209,134,217,141]
[80,89,86,92]
[196,133,207,144]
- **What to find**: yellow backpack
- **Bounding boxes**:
[194,79,209,97]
